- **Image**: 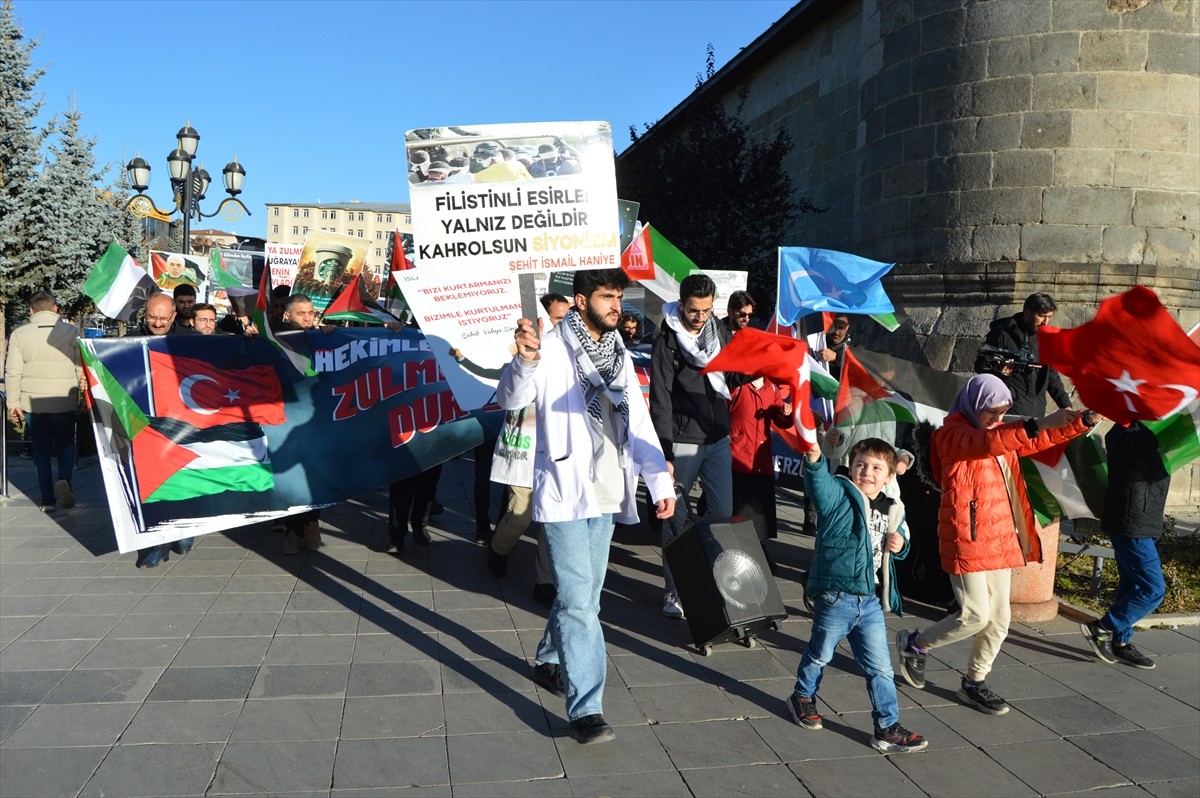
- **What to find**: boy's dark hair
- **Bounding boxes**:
[173,283,197,299]
[1023,292,1057,315]
[849,437,897,474]
[192,302,217,315]
[573,268,628,297]
[727,290,755,315]
[539,292,568,312]
[679,273,716,302]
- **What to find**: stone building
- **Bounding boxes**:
[619,0,1198,506]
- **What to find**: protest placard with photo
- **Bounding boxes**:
[149,251,208,294]
[290,230,373,311]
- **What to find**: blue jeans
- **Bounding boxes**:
[793,591,899,731]
[664,437,733,594]
[1102,536,1166,644]
[27,411,75,505]
[537,514,614,721]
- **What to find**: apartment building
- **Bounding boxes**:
[265,200,413,274]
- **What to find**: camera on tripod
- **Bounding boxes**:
[974,344,1039,376]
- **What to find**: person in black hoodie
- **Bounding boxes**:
[1080,422,1170,670]
[983,293,1073,417]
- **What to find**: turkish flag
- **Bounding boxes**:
[620,225,654,280]
[149,351,286,429]
[702,326,817,451]
[1038,286,1200,426]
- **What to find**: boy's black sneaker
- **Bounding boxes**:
[871,722,929,753]
[1113,643,1155,670]
[1080,620,1117,663]
[568,714,615,744]
[786,693,823,730]
[531,662,565,697]
[957,681,1009,715]
[896,629,926,689]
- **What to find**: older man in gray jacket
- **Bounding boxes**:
[5,291,83,512]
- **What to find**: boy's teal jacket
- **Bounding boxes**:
[803,455,910,615]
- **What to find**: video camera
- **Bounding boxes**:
[974,344,1039,376]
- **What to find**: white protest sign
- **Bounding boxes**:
[265,243,303,287]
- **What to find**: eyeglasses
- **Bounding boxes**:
[683,307,713,319]
[734,311,753,319]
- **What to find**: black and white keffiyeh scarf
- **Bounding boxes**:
[561,307,630,461]
[662,300,730,399]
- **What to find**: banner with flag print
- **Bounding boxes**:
[81,329,501,553]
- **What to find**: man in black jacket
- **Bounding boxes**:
[983,292,1073,416]
[650,273,737,618]
[1080,422,1170,670]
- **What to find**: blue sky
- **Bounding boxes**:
[16,0,795,238]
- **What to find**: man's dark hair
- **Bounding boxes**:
[173,283,197,299]
[573,268,628,297]
[1023,292,1057,315]
[285,294,313,313]
[29,291,56,311]
[849,437,897,474]
[618,310,640,330]
[192,302,217,315]
[540,292,569,312]
[727,290,755,316]
[679,273,716,302]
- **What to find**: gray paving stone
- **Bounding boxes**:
[266,633,356,665]
[148,575,230,594]
[0,701,138,748]
[192,611,283,637]
[224,574,299,592]
[1143,778,1200,797]
[610,649,713,688]
[210,740,337,794]
[788,754,925,797]
[1069,729,1200,783]
[76,636,185,669]
[441,656,538,695]
[172,634,271,667]
[277,610,361,635]
[333,736,450,789]
[0,745,110,797]
[231,697,344,742]
[1012,694,1140,736]
[249,664,350,698]
[0,638,97,671]
[104,611,205,638]
[629,682,741,723]
[653,718,781,770]
[27,560,114,578]
[1150,725,1200,759]
[1035,659,1150,695]
[121,699,242,744]
[347,660,440,697]
[42,667,163,704]
[0,704,35,743]
[130,591,219,614]
[447,728,563,783]
[350,631,439,662]
[340,694,445,739]
[76,576,157,595]
[0,596,67,619]
[926,701,1060,747]
[985,738,1131,795]
[146,665,257,701]
[443,689,549,735]
[752,712,882,762]
[0,670,67,706]
[206,591,292,614]
[1097,685,1200,731]
[286,590,362,613]
[892,745,1038,796]
[452,776,575,797]
[2,576,89,596]
[19,613,123,640]
[437,629,524,660]
[1130,630,1200,657]
[982,663,1082,700]
[678,763,810,797]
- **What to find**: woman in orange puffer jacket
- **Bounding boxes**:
[895,374,1099,716]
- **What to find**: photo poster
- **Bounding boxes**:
[208,249,256,317]
[703,269,749,300]
[149,251,210,297]
[292,230,374,311]
[403,121,622,411]
[265,242,303,288]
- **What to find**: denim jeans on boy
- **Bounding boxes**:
[27,411,76,505]
[793,591,899,731]
[1102,535,1166,644]
[537,513,614,721]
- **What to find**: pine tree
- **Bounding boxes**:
[23,106,111,318]
[104,168,148,264]
[0,0,46,346]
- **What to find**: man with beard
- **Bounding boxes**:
[173,283,198,329]
[650,273,739,618]
[498,268,674,745]
[983,292,1074,417]
[724,290,756,334]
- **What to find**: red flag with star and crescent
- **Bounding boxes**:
[1038,286,1200,426]
[148,351,286,429]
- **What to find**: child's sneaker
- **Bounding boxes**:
[1080,620,1117,663]
[895,629,926,688]
[957,680,1009,715]
[871,722,928,753]
[786,693,823,730]
[1113,643,1155,670]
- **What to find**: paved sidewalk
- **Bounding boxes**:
[1,454,1197,797]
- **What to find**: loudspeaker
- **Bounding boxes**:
[665,516,788,656]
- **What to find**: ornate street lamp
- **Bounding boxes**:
[124,121,250,253]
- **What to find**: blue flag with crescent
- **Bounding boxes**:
[775,247,896,325]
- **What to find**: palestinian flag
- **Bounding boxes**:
[1020,435,1109,525]
[323,273,400,325]
[252,266,317,377]
[135,417,273,504]
[83,243,158,321]
[854,349,965,427]
[1144,400,1200,474]
[209,249,245,289]
[640,225,696,303]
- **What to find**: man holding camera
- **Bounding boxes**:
[983,292,1073,417]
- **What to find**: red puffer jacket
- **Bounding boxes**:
[931,413,1090,574]
[729,379,793,474]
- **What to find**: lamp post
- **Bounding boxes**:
[125,122,250,254]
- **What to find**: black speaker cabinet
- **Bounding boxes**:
[664,516,788,656]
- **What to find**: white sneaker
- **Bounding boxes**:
[662,591,684,618]
[55,479,75,509]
